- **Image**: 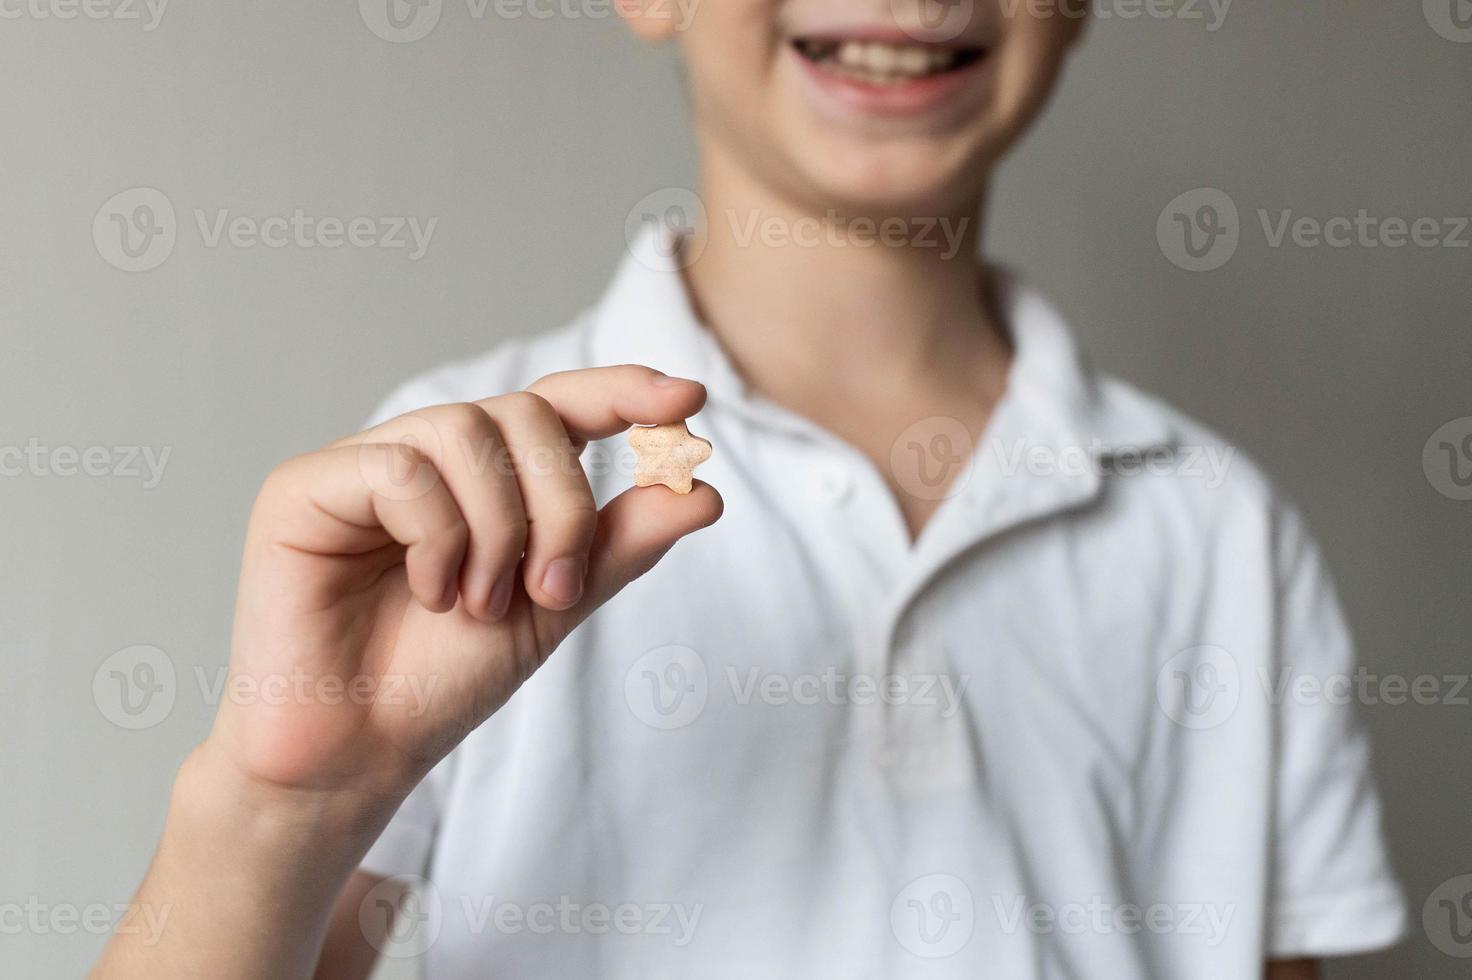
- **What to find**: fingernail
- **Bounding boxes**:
[651,373,700,388]
[488,573,515,621]
[541,557,587,606]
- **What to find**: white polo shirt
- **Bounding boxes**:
[358,229,1405,978]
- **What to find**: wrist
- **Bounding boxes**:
[175,738,403,868]
[95,740,401,978]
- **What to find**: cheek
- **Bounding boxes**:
[678,12,789,163]
[679,0,778,79]
[988,16,1077,140]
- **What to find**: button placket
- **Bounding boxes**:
[808,459,854,506]
[873,618,972,789]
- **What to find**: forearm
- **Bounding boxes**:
[93,740,401,980]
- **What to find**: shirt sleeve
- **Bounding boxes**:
[1265,504,1407,958]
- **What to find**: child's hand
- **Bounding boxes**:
[209,365,721,806]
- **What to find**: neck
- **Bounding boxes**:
[682,147,1010,418]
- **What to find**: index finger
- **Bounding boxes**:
[508,365,708,446]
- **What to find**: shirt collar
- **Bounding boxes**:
[992,266,1176,457]
[589,224,1176,457]
[588,226,748,407]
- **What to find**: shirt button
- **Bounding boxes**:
[809,463,853,506]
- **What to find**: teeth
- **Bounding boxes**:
[866,44,898,73]
[896,48,930,75]
[813,40,967,84]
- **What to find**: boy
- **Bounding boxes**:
[98,1,1405,977]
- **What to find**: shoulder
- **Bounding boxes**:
[1083,376,1344,641]
[364,310,599,425]
[1091,373,1310,551]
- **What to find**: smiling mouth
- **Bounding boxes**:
[791,37,987,87]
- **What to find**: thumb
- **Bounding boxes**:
[532,481,723,643]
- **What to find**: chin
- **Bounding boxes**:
[779,129,997,218]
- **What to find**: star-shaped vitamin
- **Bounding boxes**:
[628,421,713,495]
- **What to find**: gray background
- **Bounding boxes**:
[2,2,1468,977]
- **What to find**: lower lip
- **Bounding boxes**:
[790,46,987,118]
